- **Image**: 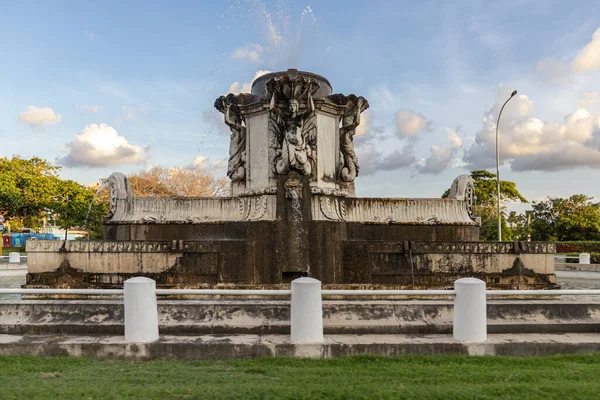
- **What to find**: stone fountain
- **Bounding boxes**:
[26,70,556,289]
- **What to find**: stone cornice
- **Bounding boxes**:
[27,240,555,254]
[311,195,479,226]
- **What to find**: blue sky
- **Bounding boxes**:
[1,0,600,206]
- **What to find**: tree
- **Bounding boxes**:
[0,156,109,237]
[49,180,108,240]
[443,170,528,241]
[0,157,61,230]
[128,166,228,197]
[530,195,600,241]
[0,157,228,239]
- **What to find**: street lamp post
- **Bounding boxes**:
[496,90,517,242]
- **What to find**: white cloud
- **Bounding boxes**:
[355,110,370,137]
[227,69,271,94]
[446,127,462,149]
[573,28,600,72]
[415,128,463,175]
[190,155,227,174]
[231,44,264,63]
[18,106,62,127]
[227,82,252,95]
[58,123,150,167]
[465,86,600,172]
[77,104,102,113]
[416,145,454,175]
[537,27,600,80]
[377,144,416,172]
[356,139,416,176]
[394,109,430,137]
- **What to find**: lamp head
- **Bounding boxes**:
[511,90,517,97]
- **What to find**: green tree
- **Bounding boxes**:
[0,156,108,238]
[471,170,528,241]
[530,195,600,241]
[0,157,61,230]
[49,180,108,239]
[512,211,532,241]
[443,170,528,241]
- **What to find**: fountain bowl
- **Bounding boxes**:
[251,69,333,99]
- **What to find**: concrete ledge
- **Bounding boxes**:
[556,263,600,272]
[1,333,600,359]
[2,300,600,336]
[0,263,27,271]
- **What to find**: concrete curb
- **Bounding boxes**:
[556,263,600,272]
[2,300,600,336]
[2,333,600,359]
[0,263,27,271]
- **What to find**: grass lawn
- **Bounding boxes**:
[1,247,25,256]
[1,354,600,399]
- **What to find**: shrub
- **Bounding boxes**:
[556,241,600,254]
[564,252,600,263]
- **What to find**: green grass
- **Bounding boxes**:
[1,247,25,256]
[1,354,600,399]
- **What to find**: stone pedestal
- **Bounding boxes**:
[216,69,366,197]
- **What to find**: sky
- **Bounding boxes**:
[1,0,600,208]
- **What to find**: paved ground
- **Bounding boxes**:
[0,270,26,301]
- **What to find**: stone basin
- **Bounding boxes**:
[251,69,333,99]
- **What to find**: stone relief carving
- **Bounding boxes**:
[238,196,269,221]
[138,215,214,224]
[409,242,555,254]
[64,241,173,253]
[141,215,167,223]
[447,174,476,218]
[239,187,278,196]
[415,215,443,225]
[329,94,369,182]
[310,187,347,197]
[107,172,134,219]
[215,94,251,182]
[267,74,319,177]
[284,177,303,199]
[319,197,346,221]
[28,239,555,255]
[372,215,399,223]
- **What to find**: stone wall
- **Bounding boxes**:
[26,240,555,289]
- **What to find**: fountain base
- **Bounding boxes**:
[26,173,556,290]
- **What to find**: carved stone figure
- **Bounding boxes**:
[447,174,476,218]
[338,95,369,182]
[267,75,319,177]
[215,94,247,182]
[107,172,134,220]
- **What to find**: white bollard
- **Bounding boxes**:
[580,253,591,264]
[8,252,20,263]
[290,277,323,344]
[124,277,159,343]
[453,278,487,342]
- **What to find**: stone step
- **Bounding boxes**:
[2,333,600,359]
[1,300,600,335]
